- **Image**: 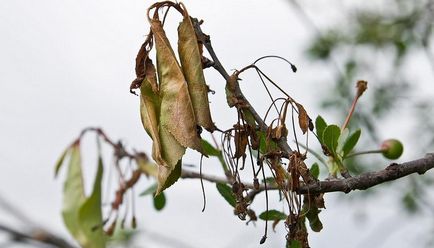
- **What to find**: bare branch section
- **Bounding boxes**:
[0,224,76,248]
[297,153,434,194]
[182,154,434,195]
[188,18,434,196]
[0,195,75,248]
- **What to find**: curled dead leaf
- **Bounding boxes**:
[233,124,248,159]
[296,103,310,134]
[226,74,239,107]
[178,8,216,132]
[139,59,165,168]
[151,18,203,153]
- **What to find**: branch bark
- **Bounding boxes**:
[192,18,293,154]
[297,153,434,194]
[0,195,76,248]
[0,224,76,248]
[188,18,434,196]
[181,154,434,195]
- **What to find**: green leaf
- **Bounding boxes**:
[302,198,323,232]
[315,116,327,143]
[153,192,166,211]
[61,143,86,243]
[78,156,106,248]
[201,139,228,172]
[322,125,341,155]
[216,183,236,207]
[337,128,349,153]
[262,177,277,184]
[342,129,361,158]
[258,210,287,221]
[289,240,301,248]
[258,131,278,154]
[54,146,70,178]
[402,191,418,213]
[138,183,166,211]
[310,163,320,179]
[305,208,323,232]
[201,139,221,157]
[136,157,158,178]
[139,183,157,197]
[156,160,182,195]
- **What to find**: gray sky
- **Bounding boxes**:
[0,0,432,247]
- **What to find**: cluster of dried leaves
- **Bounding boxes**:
[130,2,216,195]
[128,2,327,246]
[55,2,373,247]
[220,62,326,246]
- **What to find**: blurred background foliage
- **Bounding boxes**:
[296,0,434,240]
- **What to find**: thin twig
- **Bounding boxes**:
[0,224,76,248]
[192,18,293,155]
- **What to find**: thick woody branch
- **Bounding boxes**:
[297,153,434,194]
[181,154,434,195]
[190,18,434,197]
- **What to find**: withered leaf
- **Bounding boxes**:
[233,125,248,159]
[140,58,165,167]
[296,103,309,134]
[225,74,239,107]
[131,37,156,94]
[151,19,203,153]
[274,124,288,139]
[178,12,216,132]
[139,56,185,193]
[135,154,158,178]
[156,159,182,195]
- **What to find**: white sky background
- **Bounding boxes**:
[0,0,433,247]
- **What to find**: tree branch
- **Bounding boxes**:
[181,154,434,195]
[0,194,76,248]
[181,170,232,185]
[297,153,434,194]
[192,18,293,154]
[0,224,76,248]
[190,18,434,197]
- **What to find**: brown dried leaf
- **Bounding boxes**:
[131,37,156,93]
[270,159,286,188]
[233,126,248,159]
[178,12,216,132]
[139,59,165,166]
[272,219,281,232]
[139,55,185,193]
[225,74,239,107]
[274,124,288,139]
[151,19,203,153]
[296,103,309,134]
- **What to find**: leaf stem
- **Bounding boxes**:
[341,80,368,130]
[345,149,384,159]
